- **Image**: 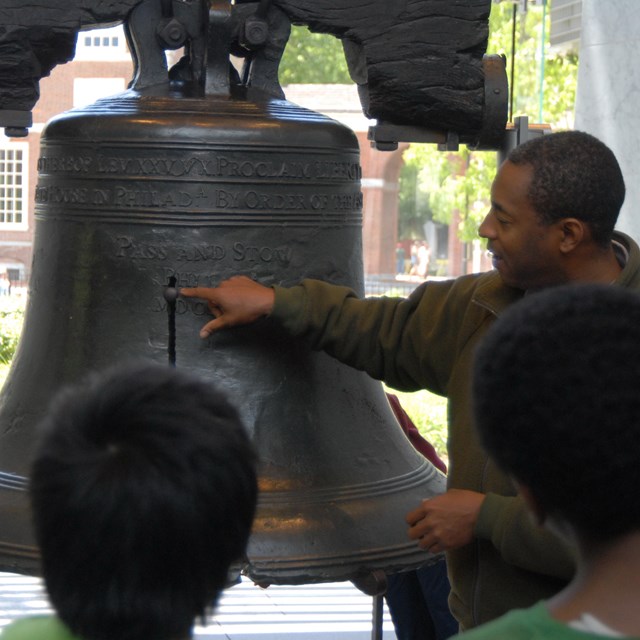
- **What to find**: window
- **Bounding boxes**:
[0,145,27,229]
[83,35,120,48]
[75,26,131,62]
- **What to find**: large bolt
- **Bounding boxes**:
[156,18,187,49]
[241,15,269,50]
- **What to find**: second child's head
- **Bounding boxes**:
[473,284,640,546]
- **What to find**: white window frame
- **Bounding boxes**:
[0,142,28,231]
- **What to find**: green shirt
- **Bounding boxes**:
[1,616,79,640]
[455,602,639,639]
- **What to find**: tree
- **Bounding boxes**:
[491,1,578,126]
[400,146,496,243]
[397,159,434,240]
[278,25,351,84]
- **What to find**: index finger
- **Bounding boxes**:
[180,287,215,300]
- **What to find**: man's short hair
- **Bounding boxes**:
[508,130,625,246]
[30,362,257,640]
[473,284,640,543]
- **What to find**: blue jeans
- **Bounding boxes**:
[385,558,458,640]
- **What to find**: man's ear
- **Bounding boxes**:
[557,217,585,254]
[516,482,547,526]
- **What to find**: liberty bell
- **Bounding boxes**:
[0,0,445,585]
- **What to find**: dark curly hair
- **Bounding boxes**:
[508,131,625,247]
[473,284,640,543]
[30,361,258,640]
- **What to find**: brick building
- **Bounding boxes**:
[0,26,131,289]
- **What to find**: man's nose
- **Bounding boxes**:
[478,213,494,238]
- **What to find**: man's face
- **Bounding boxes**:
[478,161,564,291]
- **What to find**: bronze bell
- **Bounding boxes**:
[0,2,445,584]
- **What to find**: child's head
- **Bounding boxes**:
[30,362,257,640]
[473,284,640,545]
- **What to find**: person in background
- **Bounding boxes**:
[461,283,640,639]
[0,272,10,296]
[397,243,407,275]
[416,242,430,279]
[410,241,420,275]
[1,362,257,640]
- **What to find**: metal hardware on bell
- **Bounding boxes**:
[0,0,445,583]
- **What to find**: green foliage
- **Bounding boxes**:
[397,2,579,244]
[488,2,578,125]
[279,25,352,84]
[0,363,9,389]
[542,50,578,129]
[0,297,25,364]
[401,147,497,243]
[398,161,435,239]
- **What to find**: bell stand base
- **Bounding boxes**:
[372,594,384,640]
[351,569,387,640]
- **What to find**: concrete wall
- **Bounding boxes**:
[575,0,640,243]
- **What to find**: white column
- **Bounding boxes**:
[575,0,640,243]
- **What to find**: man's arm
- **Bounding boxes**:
[406,489,576,579]
[182,276,427,390]
[183,275,463,394]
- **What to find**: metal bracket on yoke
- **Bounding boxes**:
[498,115,551,162]
[1,109,32,138]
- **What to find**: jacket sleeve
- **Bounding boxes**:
[475,492,577,579]
[270,278,468,394]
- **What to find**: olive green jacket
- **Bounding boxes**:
[270,231,640,630]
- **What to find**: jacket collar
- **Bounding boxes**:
[472,271,523,318]
[612,230,640,288]
[471,230,640,318]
